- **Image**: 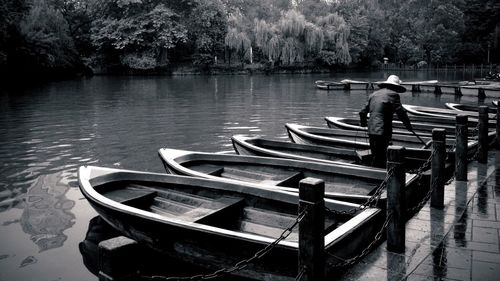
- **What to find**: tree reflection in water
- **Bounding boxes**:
[20,172,75,252]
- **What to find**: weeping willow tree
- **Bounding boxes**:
[316,13,351,66]
[254,19,280,63]
[225,14,251,66]
[225,27,251,66]
[277,10,305,64]
[304,22,323,55]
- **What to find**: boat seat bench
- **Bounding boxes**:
[103,186,158,205]
[221,167,304,187]
[150,188,246,222]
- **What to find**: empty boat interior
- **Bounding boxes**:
[94,180,346,242]
[182,161,383,196]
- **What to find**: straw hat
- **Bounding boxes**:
[378,75,406,93]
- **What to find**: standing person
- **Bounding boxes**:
[359,75,413,168]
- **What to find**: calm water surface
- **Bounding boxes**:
[0,71,495,281]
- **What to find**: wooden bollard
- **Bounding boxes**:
[431,129,446,208]
[434,85,442,94]
[299,178,325,281]
[99,236,140,281]
[386,146,406,253]
[496,101,500,149]
[478,88,486,99]
[455,115,468,181]
[477,106,489,163]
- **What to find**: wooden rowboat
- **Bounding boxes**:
[231,134,434,172]
[315,80,346,90]
[339,79,373,90]
[158,148,420,206]
[286,123,432,150]
[373,80,438,92]
[444,103,497,114]
[324,116,475,136]
[284,123,492,159]
[286,123,494,159]
[79,165,383,280]
[403,104,496,121]
[401,80,439,92]
[231,135,370,165]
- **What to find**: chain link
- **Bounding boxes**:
[141,208,309,281]
[326,212,393,268]
[295,266,307,281]
[325,168,395,215]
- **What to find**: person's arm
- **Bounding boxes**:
[359,100,369,127]
[392,94,413,131]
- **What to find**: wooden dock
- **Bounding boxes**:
[340,149,500,281]
[401,81,500,98]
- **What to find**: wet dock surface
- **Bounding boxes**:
[341,149,500,281]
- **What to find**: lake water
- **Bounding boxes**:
[0,71,496,281]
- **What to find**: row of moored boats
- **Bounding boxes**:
[78,101,498,280]
[315,79,500,97]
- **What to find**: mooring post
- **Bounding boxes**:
[431,129,446,208]
[98,236,140,281]
[434,85,442,95]
[455,115,468,181]
[477,106,489,163]
[478,88,486,99]
[386,146,406,253]
[496,101,500,149]
[299,178,325,281]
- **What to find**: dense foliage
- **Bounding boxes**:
[1,0,499,78]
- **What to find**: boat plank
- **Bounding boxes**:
[102,187,157,204]
[238,220,299,241]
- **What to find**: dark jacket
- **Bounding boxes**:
[359,88,412,137]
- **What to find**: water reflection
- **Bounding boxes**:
[79,216,121,275]
[430,207,447,279]
[21,172,75,252]
[454,181,469,248]
[476,163,488,215]
[387,252,406,281]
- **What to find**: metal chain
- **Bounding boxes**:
[295,266,307,281]
[407,150,434,175]
[407,141,454,213]
[141,208,309,281]
[325,168,395,215]
[407,173,436,213]
[326,212,393,268]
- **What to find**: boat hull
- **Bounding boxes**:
[315,80,346,90]
[158,148,425,209]
[325,116,476,136]
[445,103,497,114]
[79,166,384,280]
[232,135,367,165]
[403,104,497,122]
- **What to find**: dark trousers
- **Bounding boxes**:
[369,134,390,168]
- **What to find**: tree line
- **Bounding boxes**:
[1,0,499,79]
